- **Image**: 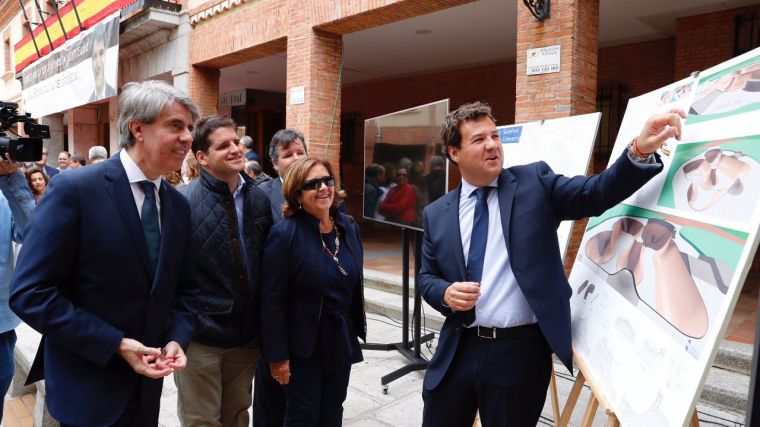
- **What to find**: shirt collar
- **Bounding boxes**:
[461,175,499,199]
[232,175,244,197]
[120,149,162,190]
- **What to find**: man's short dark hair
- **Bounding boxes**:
[268,128,307,165]
[59,151,71,159]
[440,101,496,163]
[365,164,384,180]
[192,116,236,154]
[71,154,86,166]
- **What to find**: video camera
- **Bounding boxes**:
[0,101,49,162]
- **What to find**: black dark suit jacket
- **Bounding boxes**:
[10,154,199,426]
[418,151,662,391]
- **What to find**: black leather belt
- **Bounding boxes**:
[466,323,541,340]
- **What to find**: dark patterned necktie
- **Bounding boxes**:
[466,187,491,282]
[138,180,161,270]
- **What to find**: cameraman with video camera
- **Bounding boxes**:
[0,152,35,423]
[0,101,46,423]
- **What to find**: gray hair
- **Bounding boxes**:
[240,136,254,150]
[88,146,108,161]
[268,128,306,165]
[118,80,200,148]
[245,160,262,174]
[398,157,412,170]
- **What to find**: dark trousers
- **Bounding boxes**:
[284,356,351,427]
[61,383,153,427]
[253,360,287,427]
[0,330,17,424]
[422,325,552,427]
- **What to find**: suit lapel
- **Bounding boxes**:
[497,169,517,252]
[103,157,153,281]
[442,186,467,280]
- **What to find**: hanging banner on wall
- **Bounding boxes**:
[13,0,125,73]
[20,12,119,118]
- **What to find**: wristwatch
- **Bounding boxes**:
[627,140,653,163]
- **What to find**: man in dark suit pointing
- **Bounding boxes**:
[418,101,685,426]
[11,80,200,426]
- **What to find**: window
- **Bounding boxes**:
[593,85,626,172]
[734,10,760,57]
[3,35,10,73]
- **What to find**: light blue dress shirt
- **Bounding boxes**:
[0,170,35,333]
[459,177,537,328]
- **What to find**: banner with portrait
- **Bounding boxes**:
[20,12,119,118]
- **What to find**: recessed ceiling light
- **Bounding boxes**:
[415,29,432,35]
[246,70,259,74]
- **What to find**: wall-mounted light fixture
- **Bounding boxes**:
[523,0,550,21]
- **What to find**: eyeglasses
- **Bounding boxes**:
[396,173,407,177]
[301,176,335,191]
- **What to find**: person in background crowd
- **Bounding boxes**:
[363,164,385,218]
[181,152,201,185]
[240,135,261,162]
[425,155,446,204]
[58,151,71,172]
[88,146,108,164]
[261,157,366,426]
[69,154,86,169]
[175,116,273,426]
[417,101,682,426]
[379,167,417,226]
[0,154,35,425]
[253,127,308,427]
[35,147,59,178]
[258,129,308,222]
[245,160,272,186]
[10,80,201,426]
[25,167,49,205]
[164,171,183,187]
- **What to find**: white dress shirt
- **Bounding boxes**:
[120,149,162,229]
[459,177,537,328]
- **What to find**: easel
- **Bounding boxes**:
[361,228,436,392]
[550,357,701,426]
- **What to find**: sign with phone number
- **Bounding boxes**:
[526,45,561,76]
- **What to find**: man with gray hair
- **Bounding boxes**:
[257,128,307,221]
[89,145,108,164]
[245,160,271,186]
[11,80,201,426]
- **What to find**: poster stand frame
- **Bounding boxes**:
[360,227,435,393]
[549,357,700,427]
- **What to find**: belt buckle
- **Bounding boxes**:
[477,325,495,339]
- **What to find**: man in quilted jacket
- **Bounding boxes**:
[176,116,273,426]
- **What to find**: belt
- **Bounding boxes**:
[465,323,541,340]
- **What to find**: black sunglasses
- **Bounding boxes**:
[301,176,335,191]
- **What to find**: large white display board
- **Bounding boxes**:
[498,112,601,259]
[569,47,760,426]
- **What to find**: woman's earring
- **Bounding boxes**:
[299,203,302,210]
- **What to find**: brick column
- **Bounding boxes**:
[188,65,220,117]
[515,0,599,123]
[514,0,600,274]
[286,28,343,177]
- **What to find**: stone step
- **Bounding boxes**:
[713,339,753,377]
[701,366,750,415]
[362,268,754,418]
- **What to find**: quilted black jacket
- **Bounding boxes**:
[181,169,273,347]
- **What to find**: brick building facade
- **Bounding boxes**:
[186,1,760,279]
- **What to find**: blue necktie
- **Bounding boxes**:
[139,180,161,270]
[466,187,491,283]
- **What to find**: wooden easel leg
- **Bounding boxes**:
[581,394,599,427]
[550,365,561,425]
[690,410,699,427]
[604,413,620,427]
[559,371,586,426]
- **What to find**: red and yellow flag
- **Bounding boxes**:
[13,0,126,73]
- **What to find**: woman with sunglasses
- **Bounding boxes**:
[260,157,366,426]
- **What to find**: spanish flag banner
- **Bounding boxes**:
[13,0,122,73]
